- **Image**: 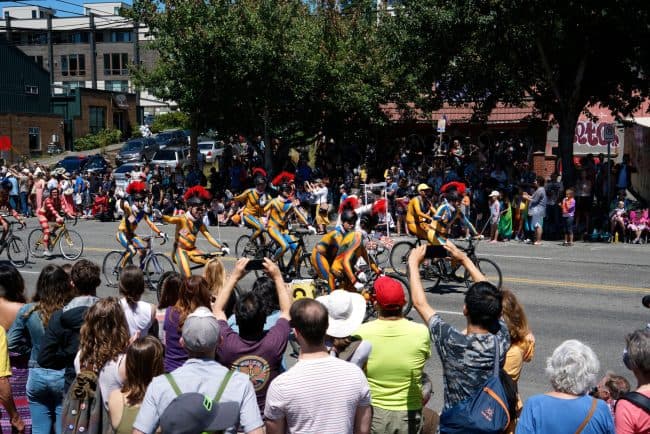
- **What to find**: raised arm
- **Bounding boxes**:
[408,245,436,323]
[213,258,248,320]
[444,240,486,283]
[263,258,291,320]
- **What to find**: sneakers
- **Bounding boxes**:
[43,249,53,258]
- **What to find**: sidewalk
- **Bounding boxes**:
[32,142,124,166]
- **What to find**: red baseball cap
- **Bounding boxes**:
[374,276,405,308]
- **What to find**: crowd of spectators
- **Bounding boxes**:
[0,250,648,433]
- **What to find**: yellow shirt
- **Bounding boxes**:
[356,318,431,410]
[0,327,11,377]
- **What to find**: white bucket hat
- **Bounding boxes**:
[316,290,367,338]
[489,190,500,198]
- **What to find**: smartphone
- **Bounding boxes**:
[425,245,447,259]
[245,259,265,271]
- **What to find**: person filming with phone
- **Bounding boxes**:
[212,257,291,414]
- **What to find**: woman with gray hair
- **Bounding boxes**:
[615,329,650,433]
[516,340,615,433]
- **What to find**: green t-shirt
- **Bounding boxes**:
[356,318,431,410]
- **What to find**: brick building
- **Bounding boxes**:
[0,35,63,160]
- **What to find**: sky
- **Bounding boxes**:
[0,0,133,17]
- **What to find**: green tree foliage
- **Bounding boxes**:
[388,0,650,186]
[150,111,190,133]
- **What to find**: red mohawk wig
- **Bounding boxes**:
[339,196,360,214]
[126,181,147,196]
[252,167,267,178]
[183,185,212,203]
[272,171,295,186]
[371,198,387,216]
[440,181,467,195]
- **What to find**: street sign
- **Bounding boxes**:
[602,123,616,142]
[436,118,446,133]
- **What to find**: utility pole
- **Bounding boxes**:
[89,13,97,89]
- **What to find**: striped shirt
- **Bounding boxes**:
[264,356,371,434]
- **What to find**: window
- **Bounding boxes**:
[31,56,44,67]
[110,31,133,42]
[103,53,129,75]
[32,10,37,18]
[54,32,89,44]
[61,54,86,76]
[105,80,129,92]
[29,127,41,151]
[89,107,106,134]
[114,6,121,15]
[40,10,45,18]
[25,85,39,95]
[62,81,85,93]
[27,33,47,45]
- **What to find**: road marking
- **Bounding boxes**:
[490,254,553,260]
[436,309,463,316]
[504,276,647,293]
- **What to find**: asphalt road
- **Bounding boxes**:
[12,217,650,413]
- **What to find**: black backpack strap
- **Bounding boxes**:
[215,370,234,401]
[164,373,183,396]
[619,391,650,413]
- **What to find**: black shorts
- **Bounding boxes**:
[563,216,574,234]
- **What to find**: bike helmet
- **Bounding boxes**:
[341,209,358,225]
[278,182,292,194]
[254,175,267,187]
[0,180,12,191]
[184,185,211,206]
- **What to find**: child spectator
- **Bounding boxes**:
[561,188,576,246]
[489,190,501,243]
[118,266,156,338]
[627,209,647,244]
[610,200,627,241]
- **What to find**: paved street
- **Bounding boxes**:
[11,217,650,412]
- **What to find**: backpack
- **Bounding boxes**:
[61,370,109,434]
[439,340,518,434]
[617,391,650,413]
[159,370,236,434]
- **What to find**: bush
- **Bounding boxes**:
[151,111,190,133]
[74,129,122,151]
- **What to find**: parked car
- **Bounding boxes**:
[154,129,185,149]
[53,156,88,174]
[197,140,224,164]
[115,138,158,166]
[150,147,190,170]
[112,163,139,193]
[81,154,110,175]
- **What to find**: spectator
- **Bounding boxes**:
[264,299,371,434]
[561,188,576,246]
[154,271,182,345]
[408,243,510,423]
[163,276,212,372]
[523,176,547,245]
[38,259,101,392]
[616,329,650,434]
[75,297,130,409]
[316,290,371,368]
[516,340,614,433]
[108,336,164,434]
[213,258,290,413]
[356,275,431,434]
[133,307,264,434]
[1,326,24,433]
[575,170,593,236]
[501,289,536,433]
[593,372,630,421]
[118,266,156,338]
[489,190,501,242]
[7,265,75,434]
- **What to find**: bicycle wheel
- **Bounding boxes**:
[389,241,414,275]
[59,230,84,260]
[373,243,390,266]
[297,254,316,279]
[145,253,176,290]
[235,235,255,258]
[102,250,126,287]
[386,272,413,317]
[464,257,503,290]
[27,228,46,258]
[7,237,28,268]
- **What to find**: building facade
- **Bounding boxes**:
[1,2,174,120]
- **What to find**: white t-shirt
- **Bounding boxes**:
[120,298,155,337]
[264,356,371,434]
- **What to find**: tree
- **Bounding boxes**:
[388,0,650,186]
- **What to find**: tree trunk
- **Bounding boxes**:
[190,112,200,169]
[557,113,579,188]
[263,105,273,175]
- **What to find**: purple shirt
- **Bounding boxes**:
[163,307,188,372]
[216,318,290,412]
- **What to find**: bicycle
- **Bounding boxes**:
[389,237,502,290]
[28,217,84,260]
[239,227,315,280]
[0,218,28,268]
[102,234,174,290]
[235,228,267,259]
